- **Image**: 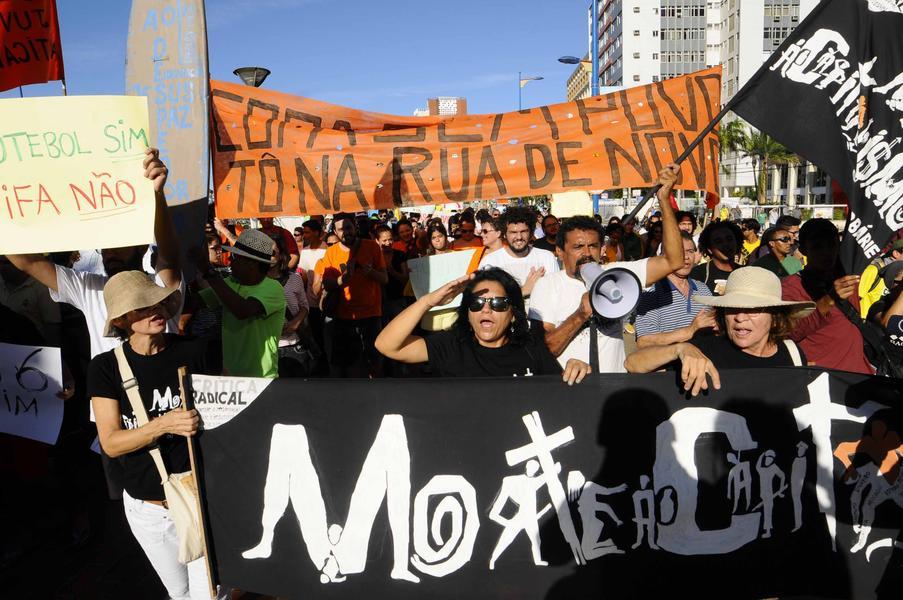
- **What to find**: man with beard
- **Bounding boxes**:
[533,214,560,253]
[7,148,181,358]
[635,232,715,348]
[479,207,559,297]
[529,164,684,373]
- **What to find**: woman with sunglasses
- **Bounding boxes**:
[751,225,795,278]
[376,267,590,383]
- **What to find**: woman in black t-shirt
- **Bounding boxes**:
[376,268,591,382]
[625,267,814,396]
[86,271,222,600]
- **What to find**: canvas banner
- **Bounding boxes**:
[210,68,722,218]
[0,342,63,444]
[0,95,156,254]
[193,369,903,599]
[0,0,64,93]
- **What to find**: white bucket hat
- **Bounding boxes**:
[224,229,276,264]
[693,267,815,318]
[103,271,182,337]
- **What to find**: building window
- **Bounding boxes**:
[633,75,640,82]
[633,52,640,58]
[652,53,659,59]
[652,30,659,37]
[633,30,640,36]
[652,75,659,82]
[633,6,639,12]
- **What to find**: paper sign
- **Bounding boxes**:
[551,190,593,219]
[0,95,156,254]
[0,342,63,444]
[210,67,722,217]
[407,248,481,312]
[191,375,271,430]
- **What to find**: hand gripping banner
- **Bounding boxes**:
[210,67,721,218]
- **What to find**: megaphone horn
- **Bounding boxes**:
[578,263,642,320]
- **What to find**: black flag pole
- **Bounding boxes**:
[624,101,733,223]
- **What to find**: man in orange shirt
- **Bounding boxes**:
[313,214,388,377]
[450,214,483,250]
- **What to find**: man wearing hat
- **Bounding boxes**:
[858,236,903,318]
[626,267,814,396]
[194,229,286,378]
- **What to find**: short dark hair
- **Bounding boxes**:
[393,219,413,237]
[542,214,559,227]
[775,215,801,228]
[676,211,698,230]
[799,218,837,247]
[556,215,604,250]
[697,221,743,258]
[741,218,760,233]
[500,206,536,233]
[454,268,531,346]
[303,219,323,233]
[373,224,392,238]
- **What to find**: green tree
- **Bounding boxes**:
[740,131,799,206]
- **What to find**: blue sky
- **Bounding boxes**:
[2,0,587,115]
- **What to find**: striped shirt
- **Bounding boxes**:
[635,277,712,338]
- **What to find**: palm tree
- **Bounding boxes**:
[740,132,799,206]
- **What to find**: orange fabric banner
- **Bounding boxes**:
[211,67,721,218]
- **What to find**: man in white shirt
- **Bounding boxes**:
[480,206,559,296]
[529,164,684,373]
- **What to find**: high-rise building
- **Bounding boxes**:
[412,97,468,117]
[570,0,829,204]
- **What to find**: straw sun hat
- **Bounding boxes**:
[692,266,815,318]
[102,271,182,337]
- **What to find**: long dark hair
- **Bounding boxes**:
[454,268,531,346]
[425,223,449,255]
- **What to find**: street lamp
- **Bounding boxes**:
[233,66,271,87]
[518,72,543,110]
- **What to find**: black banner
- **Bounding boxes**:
[730,0,903,274]
[193,370,902,599]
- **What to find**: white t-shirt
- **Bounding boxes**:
[528,259,649,373]
[298,247,327,307]
[479,246,559,285]
[50,265,184,358]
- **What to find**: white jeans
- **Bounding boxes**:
[123,490,228,600]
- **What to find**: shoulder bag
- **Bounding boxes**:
[113,345,204,564]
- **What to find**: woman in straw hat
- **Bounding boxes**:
[625,267,814,396]
[86,271,226,599]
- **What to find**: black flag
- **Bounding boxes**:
[730,0,903,274]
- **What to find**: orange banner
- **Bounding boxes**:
[211,67,721,218]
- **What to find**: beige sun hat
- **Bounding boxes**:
[693,266,815,318]
[102,271,182,337]
[224,229,277,264]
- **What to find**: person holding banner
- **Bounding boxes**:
[6,148,182,359]
[625,267,813,396]
[87,271,226,600]
[529,164,685,374]
[375,268,590,382]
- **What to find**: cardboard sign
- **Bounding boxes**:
[195,369,902,599]
[407,248,483,312]
[0,342,63,444]
[126,0,210,277]
[0,95,156,254]
[0,0,65,93]
[211,68,722,218]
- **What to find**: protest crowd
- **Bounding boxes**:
[2,0,903,597]
[3,149,903,598]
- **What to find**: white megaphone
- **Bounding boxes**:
[579,263,642,320]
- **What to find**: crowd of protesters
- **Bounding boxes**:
[2,152,903,599]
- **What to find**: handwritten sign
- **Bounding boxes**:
[0,95,156,254]
[408,248,482,312]
[0,0,65,93]
[211,67,721,218]
[0,342,63,444]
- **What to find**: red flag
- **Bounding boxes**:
[0,0,65,93]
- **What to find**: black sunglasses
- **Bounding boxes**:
[773,236,793,243]
[467,296,511,312]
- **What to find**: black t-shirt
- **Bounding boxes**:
[686,334,806,369]
[533,237,557,253]
[86,335,209,501]
[689,263,741,294]
[425,330,563,377]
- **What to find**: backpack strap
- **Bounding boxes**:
[783,339,803,366]
[113,344,169,484]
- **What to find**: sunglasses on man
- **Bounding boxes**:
[467,296,511,312]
